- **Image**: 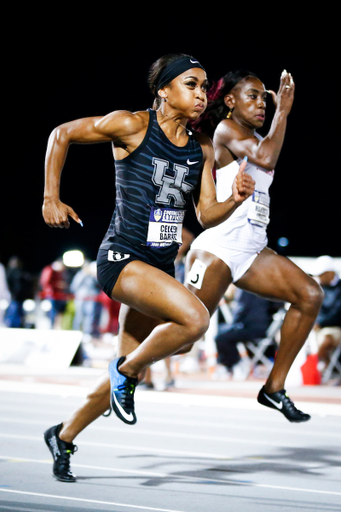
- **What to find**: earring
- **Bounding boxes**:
[226,108,234,119]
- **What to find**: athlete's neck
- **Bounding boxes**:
[157,109,192,137]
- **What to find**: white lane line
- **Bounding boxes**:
[0,454,329,476]
[1,457,341,497]
[0,426,303,449]
[1,380,340,416]
[0,489,187,512]
[0,456,169,478]
[254,484,341,496]
[0,433,233,460]
[0,474,340,501]
[0,380,87,397]
[1,414,340,439]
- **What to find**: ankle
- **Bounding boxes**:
[264,381,284,394]
[118,359,139,380]
[59,425,75,444]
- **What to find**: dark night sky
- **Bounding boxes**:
[3,21,339,275]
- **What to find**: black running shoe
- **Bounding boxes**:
[257,386,311,423]
[44,423,78,482]
[109,356,138,425]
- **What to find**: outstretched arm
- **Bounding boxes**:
[216,70,295,171]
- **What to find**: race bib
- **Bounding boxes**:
[147,207,185,248]
[186,258,207,290]
[248,191,270,227]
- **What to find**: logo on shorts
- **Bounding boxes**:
[108,251,131,262]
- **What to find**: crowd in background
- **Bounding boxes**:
[0,253,340,385]
[0,255,120,341]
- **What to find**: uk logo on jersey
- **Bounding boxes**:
[152,158,194,207]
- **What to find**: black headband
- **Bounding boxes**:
[156,56,206,92]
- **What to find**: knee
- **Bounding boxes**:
[184,303,210,342]
[307,280,324,312]
[296,279,324,315]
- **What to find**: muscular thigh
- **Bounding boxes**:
[237,247,316,303]
[185,248,232,315]
[112,259,206,324]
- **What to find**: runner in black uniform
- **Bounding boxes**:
[42,53,255,481]
[97,108,204,297]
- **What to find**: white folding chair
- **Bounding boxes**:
[246,307,287,373]
[322,343,341,383]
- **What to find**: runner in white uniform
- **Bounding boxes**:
[191,148,272,282]
[185,69,324,423]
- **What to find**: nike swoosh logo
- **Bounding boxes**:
[187,159,199,165]
[263,392,283,409]
[190,59,199,64]
[113,392,135,422]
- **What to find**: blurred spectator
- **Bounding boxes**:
[40,259,72,328]
[214,287,280,381]
[311,255,341,369]
[4,256,34,328]
[99,291,120,335]
[0,258,10,326]
[70,261,103,341]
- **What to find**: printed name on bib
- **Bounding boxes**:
[248,190,270,227]
[147,207,185,248]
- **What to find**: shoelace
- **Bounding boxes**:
[282,394,299,412]
[117,382,136,412]
[58,445,78,472]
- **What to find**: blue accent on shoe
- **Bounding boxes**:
[109,356,138,425]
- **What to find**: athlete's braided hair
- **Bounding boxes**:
[193,69,259,138]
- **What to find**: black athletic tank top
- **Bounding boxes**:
[100,109,203,264]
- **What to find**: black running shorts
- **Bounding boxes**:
[97,248,175,298]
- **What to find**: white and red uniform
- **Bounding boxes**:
[190,135,274,283]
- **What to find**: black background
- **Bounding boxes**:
[2,16,338,275]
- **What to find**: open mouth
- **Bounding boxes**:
[256,113,265,121]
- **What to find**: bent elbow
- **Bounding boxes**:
[262,157,276,171]
[196,213,217,230]
[254,151,277,171]
[48,125,71,150]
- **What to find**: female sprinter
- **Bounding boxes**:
[185,69,323,423]
[42,54,255,482]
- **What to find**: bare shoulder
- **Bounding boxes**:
[95,109,150,139]
[214,119,243,144]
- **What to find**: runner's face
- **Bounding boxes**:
[162,68,208,119]
[228,77,267,129]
